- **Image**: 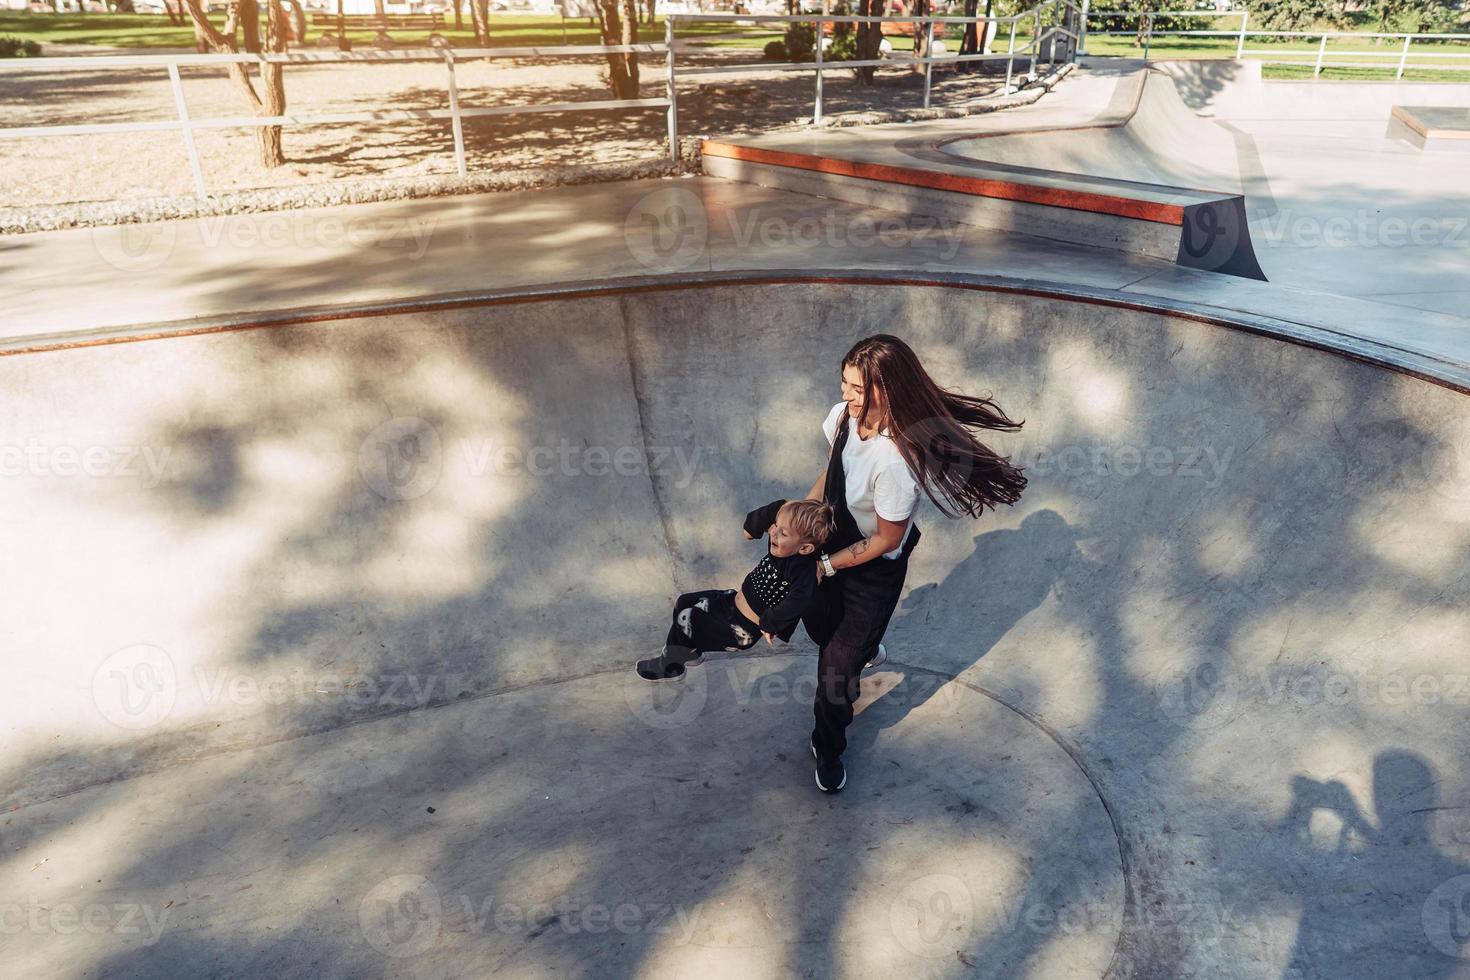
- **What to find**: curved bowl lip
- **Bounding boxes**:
[5,267,1468,396]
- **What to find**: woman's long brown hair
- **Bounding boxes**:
[843,334,1026,518]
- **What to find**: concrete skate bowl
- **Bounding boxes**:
[4,272,1470,979]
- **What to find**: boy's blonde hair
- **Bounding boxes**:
[780,498,836,549]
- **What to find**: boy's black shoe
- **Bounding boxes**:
[635,651,703,681]
[815,754,846,794]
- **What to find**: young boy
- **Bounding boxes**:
[636,498,835,680]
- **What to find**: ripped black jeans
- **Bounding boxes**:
[663,589,763,660]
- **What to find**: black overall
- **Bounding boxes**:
[803,413,921,763]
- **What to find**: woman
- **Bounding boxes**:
[804,334,1027,793]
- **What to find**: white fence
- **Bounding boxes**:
[0,0,1079,201]
[1083,8,1470,78]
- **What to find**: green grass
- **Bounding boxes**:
[1082,31,1470,79]
[0,10,737,50]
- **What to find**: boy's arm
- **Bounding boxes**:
[741,499,787,540]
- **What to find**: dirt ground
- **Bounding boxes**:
[0,41,1017,207]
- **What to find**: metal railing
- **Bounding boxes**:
[668,0,1082,126]
[0,1,1082,202]
[1084,9,1470,78]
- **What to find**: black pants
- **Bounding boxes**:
[664,589,762,660]
[802,553,911,762]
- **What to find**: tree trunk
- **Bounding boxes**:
[911,0,928,74]
[163,0,183,27]
[469,0,491,45]
[258,0,288,167]
[453,0,462,32]
[855,0,884,85]
[374,0,388,34]
[596,0,639,98]
[182,0,287,168]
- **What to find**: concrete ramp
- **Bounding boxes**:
[703,68,1268,280]
[4,274,1470,978]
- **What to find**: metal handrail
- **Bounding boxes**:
[1079,9,1470,77]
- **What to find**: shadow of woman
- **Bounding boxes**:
[843,508,1087,761]
[1278,750,1470,978]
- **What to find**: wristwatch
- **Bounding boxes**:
[819,553,836,577]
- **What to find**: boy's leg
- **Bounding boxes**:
[640,590,754,680]
[678,590,760,652]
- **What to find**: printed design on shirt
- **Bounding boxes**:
[748,556,791,607]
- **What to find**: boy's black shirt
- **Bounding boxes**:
[740,498,818,642]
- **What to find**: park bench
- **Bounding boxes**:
[309,12,445,29]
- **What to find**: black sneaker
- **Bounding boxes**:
[815,755,846,794]
[635,651,703,681]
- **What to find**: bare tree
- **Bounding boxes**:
[911,0,929,73]
[469,0,492,45]
[182,0,290,167]
[854,0,886,84]
[596,0,640,98]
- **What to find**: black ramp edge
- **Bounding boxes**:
[1177,195,1268,281]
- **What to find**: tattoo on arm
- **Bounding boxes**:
[839,538,873,565]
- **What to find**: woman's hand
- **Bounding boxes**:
[763,631,776,646]
[815,562,827,583]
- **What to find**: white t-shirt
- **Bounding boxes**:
[822,401,921,560]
